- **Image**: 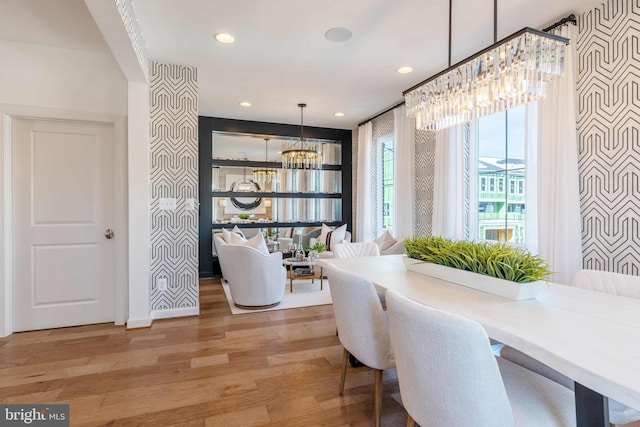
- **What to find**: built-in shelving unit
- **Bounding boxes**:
[211,159,342,171]
[211,192,342,199]
[199,116,352,277]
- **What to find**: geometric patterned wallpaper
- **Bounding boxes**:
[414,129,436,237]
[462,122,471,241]
[149,62,199,311]
[115,0,149,79]
[577,0,640,275]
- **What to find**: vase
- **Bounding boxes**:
[308,250,319,262]
[402,256,546,300]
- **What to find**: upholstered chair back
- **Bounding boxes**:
[325,265,393,370]
[386,290,513,427]
[333,242,380,258]
[572,269,640,298]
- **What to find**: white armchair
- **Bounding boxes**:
[215,234,286,309]
[380,240,404,255]
[310,231,352,258]
[373,230,405,255]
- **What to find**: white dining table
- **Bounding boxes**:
[319,255,640,427]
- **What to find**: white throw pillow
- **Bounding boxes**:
[374,230,397,252]
[232,225,245,238]
[228,232,247,244]
[318,223,347,250]
[222,226,244,243]
[228,232,269,255]
[242,233,270,255]
[280,227,292,238]
[317,224,332,246]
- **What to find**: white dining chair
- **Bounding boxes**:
[500,269,640,426]
[333,241,381,258]
[332,242,386,309]
[325,265,394,427]
[386,290,576,427]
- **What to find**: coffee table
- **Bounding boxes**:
[282,258,323,292]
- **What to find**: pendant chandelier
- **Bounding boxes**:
[403,0,570,131]
[281,103,322,169]
[253,138,279,184]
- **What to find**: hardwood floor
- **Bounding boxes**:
[0,278,407,426]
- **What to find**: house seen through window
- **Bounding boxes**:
[475,104,529,245]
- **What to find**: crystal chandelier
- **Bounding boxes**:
[404,26,569,131]
[253,138,279,184]
[281,103,322,169]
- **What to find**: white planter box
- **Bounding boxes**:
[402,256,546,300]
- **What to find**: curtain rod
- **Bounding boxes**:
[357,100,405,127]
[542,14,577,32]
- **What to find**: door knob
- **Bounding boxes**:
[105,229,114,239]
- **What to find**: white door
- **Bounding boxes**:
[12,118,115,332]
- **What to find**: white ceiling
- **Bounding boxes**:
[0,0,109,54]
[1,0,601,129]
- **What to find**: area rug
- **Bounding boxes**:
[222,279,332,314]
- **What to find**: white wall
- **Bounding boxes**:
[0,40,126,114]
[0,40,129,336]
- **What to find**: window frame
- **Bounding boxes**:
[470,106,532,248]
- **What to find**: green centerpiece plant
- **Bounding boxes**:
[404,236,551,284]
[307,242,327,253]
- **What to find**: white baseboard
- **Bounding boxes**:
[126,317,153,329]
[151,306,199,320]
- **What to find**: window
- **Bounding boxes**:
[381,139,395,231]
[474,104,529,245]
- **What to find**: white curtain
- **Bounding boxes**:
[524,104,539,254]
[356,122,375,242]
[536,24,582,285]
[432,125,467,239]
[393,105,416,239]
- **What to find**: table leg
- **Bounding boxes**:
[289,265,293,293]
[320,266,323,290]
[575,382,609,427]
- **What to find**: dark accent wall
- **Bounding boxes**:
[198,116,352,277]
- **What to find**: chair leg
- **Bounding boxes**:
[339,348,349,395]
[406,414,417,427]
[375,369,383,427]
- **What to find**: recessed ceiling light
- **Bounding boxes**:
[398,66,414,74]
[325,27,353,43]
[214,33,235,44]
[334,112,345,117]
[239,101,251,107]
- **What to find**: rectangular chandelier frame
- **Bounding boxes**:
[403,27,570,131]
